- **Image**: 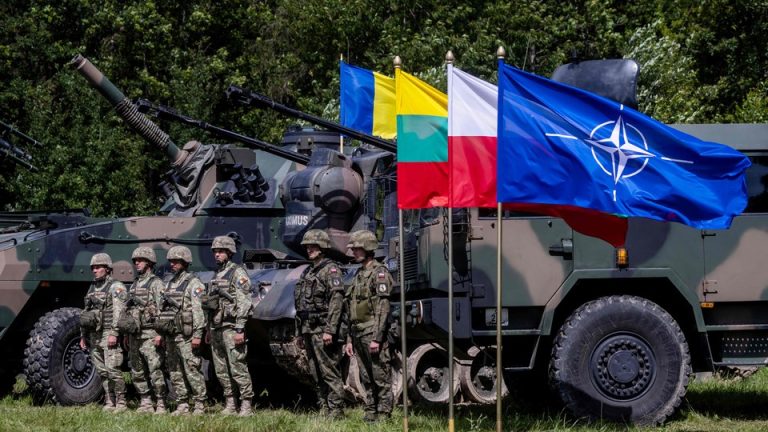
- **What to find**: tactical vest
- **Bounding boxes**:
[159,272,192,323]
[214,262,239,307]
[296,260,333,315]
[130,273,160,328]
[208,262,243,327]
[349,264,387,325]
[85,277,116,330]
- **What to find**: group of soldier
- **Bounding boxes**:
[79,229,394,422]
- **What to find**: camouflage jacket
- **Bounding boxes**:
[345,259,393,343]
[127,271,164,338]
[294,258,344,335]
[209,260,252,330]
[163,270,207,339]
[81,275,128,338]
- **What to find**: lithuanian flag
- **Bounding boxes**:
[340,62,396,139]
[396,69,448,208]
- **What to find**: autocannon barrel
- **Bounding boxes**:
[69,54,187,166]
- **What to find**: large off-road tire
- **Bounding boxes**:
[23,307,103,405]
[549,296,691,426]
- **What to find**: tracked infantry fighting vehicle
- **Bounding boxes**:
[233,60,768,425]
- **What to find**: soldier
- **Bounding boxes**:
[206,236,254,416]
[294,229,346,419]
[79,253,129,412]
[157,246,208,415]
[122,247,167,413]
[344,230,393,423]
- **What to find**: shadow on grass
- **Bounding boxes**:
[683,376,768,420]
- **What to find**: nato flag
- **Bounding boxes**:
[496,62,751,229]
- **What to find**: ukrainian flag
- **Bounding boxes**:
[340,61,396,139]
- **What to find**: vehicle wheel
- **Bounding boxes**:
[459,346,508,404]
[23,307,102,405]
[407,343,459,404]
[549,295,691,425]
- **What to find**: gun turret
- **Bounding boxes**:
[0,120,41,171]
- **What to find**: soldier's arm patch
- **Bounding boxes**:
[193,286,205,297]
[378,283,388,293]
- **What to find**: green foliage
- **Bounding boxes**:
[0,0,765,215]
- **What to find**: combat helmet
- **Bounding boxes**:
[131,246,157,264]
[166,245,193,264]
[90,253,113,268]
[346,230,378,252]
[300,229,331,249]
[211,235,237,254]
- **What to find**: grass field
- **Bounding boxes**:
[3,370,768,432]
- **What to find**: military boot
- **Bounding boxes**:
[154,399,167,414]
[102,394,115,412]
[221,397,238,415]
[137,396,154,413]
[363,412,378,423]
[113,393,127,413]
[192,402,206,415]
[238,399,252,417]
[171,402,190,416]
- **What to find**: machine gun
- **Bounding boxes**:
[225,85,397,153]
[133,99,309,166]
[160,292,181,311]
[0,120,41,171]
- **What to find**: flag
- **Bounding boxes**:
[340,61,396,139]
[396,69,448,208]
[497,62,751,229]
[449,65,628,246]
[447,64,497,207]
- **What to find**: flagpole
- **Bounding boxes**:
[394,55,409,432]
[445,50,455,432]
[339,53,345,154]
[495,45,506,432]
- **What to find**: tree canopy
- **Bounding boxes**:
[0,0,766,216]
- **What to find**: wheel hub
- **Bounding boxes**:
[62,337,95,389]
[473,365,496,391]
[590,334,656,401]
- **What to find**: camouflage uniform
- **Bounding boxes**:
[295,230,346,417]
[207,236,254,416]
[159,246,207,414]
[80,253,128,411]
[125,247,166,412]
[346,231,393,420]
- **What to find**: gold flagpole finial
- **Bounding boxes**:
[445,50,455,65]
[393,55,402,69]
[497,46,506,60]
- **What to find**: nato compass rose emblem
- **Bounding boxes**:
[545,105,693,202]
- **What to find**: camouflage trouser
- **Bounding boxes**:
[128,333,166,398]
[303,332,344,413]
[352,329,392,416]
[165,334,207,404]
[88,331,125,397]
[210,327,254,400]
